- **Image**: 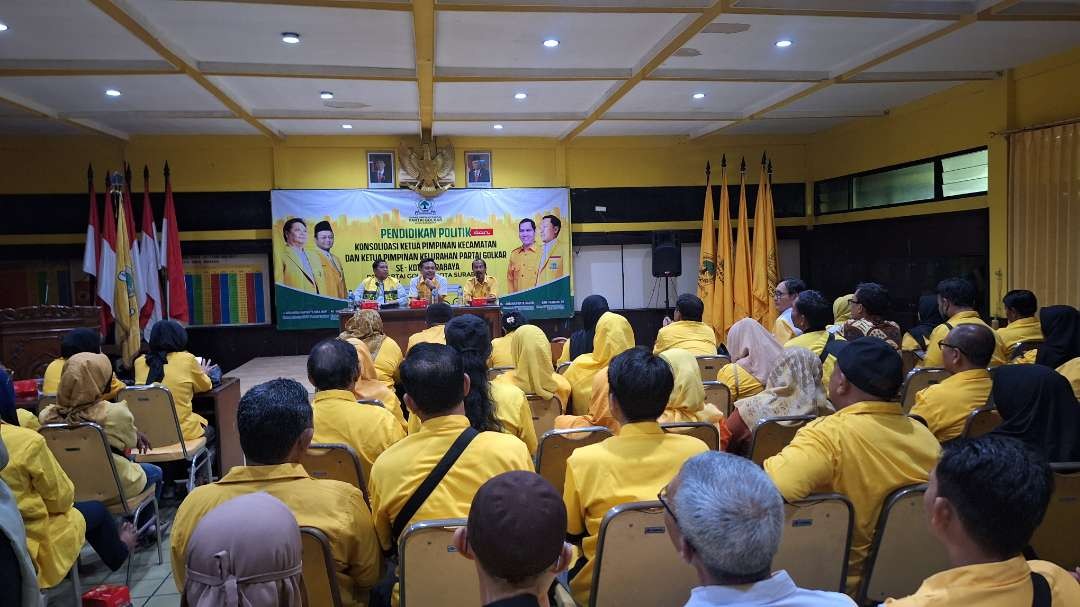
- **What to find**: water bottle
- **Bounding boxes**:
[456,285,465,306]
[347,290,358,310]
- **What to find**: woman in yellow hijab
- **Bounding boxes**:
[495,324,572,409]
[339,309,403,391]
[828,293,854,334]
[343,338,407,431]
[562,312,635,415]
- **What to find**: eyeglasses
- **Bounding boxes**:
[658,485,677,522]
[773,290,789,298]
[849,299,862,305]
[938,341,969,357]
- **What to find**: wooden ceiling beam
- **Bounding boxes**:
[0,91,128,140]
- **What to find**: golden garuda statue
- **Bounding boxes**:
[397,137,454,198]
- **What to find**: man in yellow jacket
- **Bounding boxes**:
[920,277,1008,368]
[535,215,565,287]
[279,218,321,294]
[357,259,406,307]
[654,294,718,356]
[507,218,540,293]
[909,324,995,442]
[996,289,1043,363]
[313,220,347,299]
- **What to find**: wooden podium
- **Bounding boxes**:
[0,305,99,380]
[339,305,502,352]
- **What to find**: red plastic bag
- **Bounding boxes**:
[82,584,132,607]
[12,380,37,398]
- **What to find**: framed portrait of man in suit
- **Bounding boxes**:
[465,151,492,188]
[367,151,395,189]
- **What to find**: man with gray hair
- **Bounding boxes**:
[661,452,854,606]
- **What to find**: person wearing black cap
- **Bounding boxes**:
[313,220,347,299]
[764,337,939,595]
[406,302,453,354]
[453,471,572,607]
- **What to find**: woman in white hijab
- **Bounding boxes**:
[184,492,303,607]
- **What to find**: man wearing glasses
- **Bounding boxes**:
[919,277,1008,368]
[562,348,707,607]
[772,278,806,343]
[909,324,996,442]
[660,452,855,606]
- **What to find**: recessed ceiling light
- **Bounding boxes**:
[543,39,559,48]
[281,32,301,44]
[775,39,792,48]
[341,123,353,129]
[0,23,8,32]
[320,91,334,100]
[514,92,527,100]
[692,92,706,100]
[105,89,122,97]
[493,124,504,130]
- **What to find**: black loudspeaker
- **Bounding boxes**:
[651,231,682,277]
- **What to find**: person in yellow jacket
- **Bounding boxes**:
[653,294,718,356]
[495,324,572,412]
[339,308,403,391]
[772,278,806,343]
[488,310,525,369]
[997,289,1042,363]
[344,336,407,432]
[785,290,845,392]
[42,327,126,399]
[313,220,347,299]
[356,259,406,307]
[717,318,782,401]
[920,278,1008,368]
[279,218,321,294]
[134,320,213,442]
[562,312,635,416]
[535,215,566,287]
[465,258,498,303]
[909,325,994,442]
[507,218,540,293]
[406,303,452,354]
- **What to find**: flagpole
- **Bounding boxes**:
[163,162,171,318]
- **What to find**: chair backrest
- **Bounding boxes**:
[695,355,730,382]
[858,484,950,604]
[536,427,613,492]
[1029,462,1080,569]
[39,423,126,506]
[961,407,1002,438]
[773,494,854,593]
[300,526,344,607]
[589,501,697,607]
[900,350,920,377]
[301,444,368,502]
[1011,339,1043,361]
[702,381,732,417]
[660,422,719,451]
[118,385,188,454]
[550,338,567,367]
[898,368,950,413]
[748,415,815,466]
[486,366,514,381]
[398,519,479,607]
[527,394,562,439]
[555,361,571,375]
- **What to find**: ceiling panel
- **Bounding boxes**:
[129,1,415,68]
[0,0,159,61]
[436,12,687,69]
[662,14,942,72]
[867,22,1080,72]
[433,120,579,137]
[435,81,616,114]
[0,75,230,113]
[610,81,805,115]
[582,119,730,136]
[211,77,419,114]
[777,81,959,114]
[91,116,259,135]
[264,119,420,136]
[718,116,852,135]
[0,116,85,135]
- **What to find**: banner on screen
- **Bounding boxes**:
[270,188,572,330]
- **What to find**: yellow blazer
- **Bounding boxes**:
[536,238,565,286]
[315,250,347,299]
[280,245,320,294]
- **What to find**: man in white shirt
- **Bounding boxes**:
[772,278,806,343]
[662,451,854,607]
[408,257,450,303]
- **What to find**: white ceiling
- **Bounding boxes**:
[0,0,1077,139]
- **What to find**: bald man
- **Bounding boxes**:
[909,324,995,442]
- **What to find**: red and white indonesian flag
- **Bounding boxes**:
[83,179,100,277]
[160,168,189,323]
[139,178,163,328]
[97,182,118,333]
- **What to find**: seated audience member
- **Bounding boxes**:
[654,294,719,356]
[724,347,833,455]
[339,308,403,391]
[453,471,573,607]
[884,436,1080,605]
[764,337,939,593]
[367,344,532,555]
[564,348,709,606]
[902,294,945,355]
[772,278,807,343]
[0,438,43,607]
[488,310,526,369]
[920,277,1007,368]
[466,258,498,304]
[827,293,853,335]
[664,452,855,607]
[1034,304,1079,370]
[842,282,901,350]
[183,493,303,606]
[42,327,126,398]
[405,302,452,354]
[557,294,609,365]
[410,315,537,455]
[909,324,995,442]
[718,318,782,401]
[562,311,635,415]
[989,365,1080,462]
[134,320,213,442]
[0,366,37,431]
[308,339,406,479]
[495,324,572,411]
[40,352,162,505]
[340,336,407,430]
[785,290,844,389]
[171,378,380,604]
[997,289,1043,363]
[1059,357,1080,399]
[1,419,137,588]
